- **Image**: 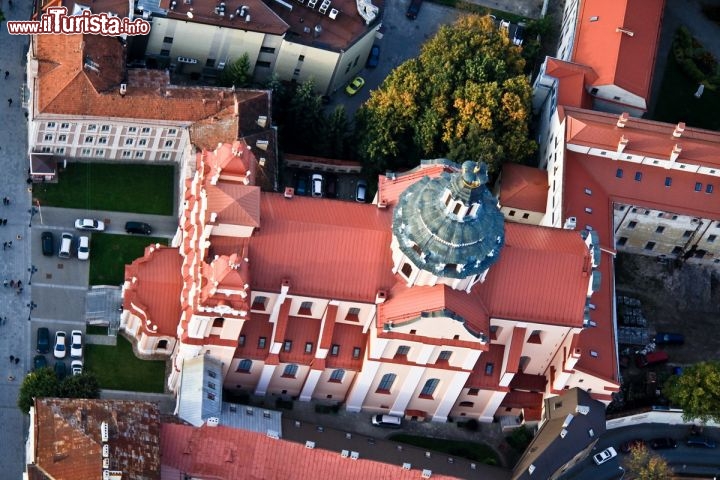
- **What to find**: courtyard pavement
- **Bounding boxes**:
[0,1,35,478]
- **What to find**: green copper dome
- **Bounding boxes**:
[392,160,505,279]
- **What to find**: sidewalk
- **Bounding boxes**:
[0,1,36,477]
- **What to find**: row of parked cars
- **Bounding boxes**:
[294,173,367,202]
[35,327,84,377]
[594,435,717,465]
[41,219,153,259]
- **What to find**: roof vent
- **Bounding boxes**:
[529,464,536,474]
[102,444,109,458]
[576,405,590,415]
[207,417,220,427]
[402,462,411,470]
[670,143,682,164]
[422,470,433,479]
[329,7,338,19]
[562,414,574,428]
[350,451,359,460]
[616,112,629,128]
[616,27,634,36]
[305,440,316,449]
[256,115,267,127]
[560,428,568,438]
[284,187,294,198]
[375,289,387,304]
[256,140,269,151]
[184,0,192,4]
[101,421,109,442]
[313,24,322,37]
[120,83,127,96]
[563,216,577,230]
[259,157,266,167]
[673,122,685,138]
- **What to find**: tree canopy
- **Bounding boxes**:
[218,54,251,88]
[18,368,101,414]
[355,14,536,177]
[664,360,720,423]
[623,444,671,480]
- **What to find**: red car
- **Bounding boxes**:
[635,351,669,368]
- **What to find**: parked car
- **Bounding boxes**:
[650,437,678,450]
[36,327,50,354]
[53,331,67,359]
[345,76,365,95]
[636,350,669,368]
[654,332,685,345]
[70,330,83,358]
[295,176,308,196]
[71,359,83,376]
[325,175,337,199]
[371,414,402,428]
[125,221,152,235]
[58,232,73,259]
[311,173,324,198]
[512,24,525,46]
[356,180,368,203]
[593,447,617,465]
[77,235,90,261]
[620,439,645,453]
[74,218,105,231]
[54,361,67,379]
[406,0,423,19]
[34,355,47,371]
[41,231,54,256]
[686,437,717,448]
[366,45,380,68]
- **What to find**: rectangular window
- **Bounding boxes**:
[695,182,703,192]
[283,340,292,352]
[282,364,298,378]
[293,68,301,76]
[43,134,53,141]
[164,140,173,148]
[345,307,360,321]
[616,168,623,178]
[258,337,267,349]
[81,148,91,156]
[94,149,105,156]
[617,237,628,246]
[58,135,67,142]
[141,127,151,134]
[252,296,268,311]
[509,210,516,216]
[645,241,656,250]
[55,147,65,154]
[468,388,479,396]
[260,46,276,54]
[485,363,494,375]
[395,345,410,357]
[527,330,543,344]
[160,49,170,57]
[125,138,134,145]
[128,127,137,133]
[87,124,97,132]
[138,139,147,146]
[134,151,144,158]
[163,36,173,44]
[330,344,339,356]
[101,125,110,132]
[522,213,530,219]
[437,350,452,362]
[85,136,94,143]
[352,347,361,359]
[655,226,665,234]
[634,172,642,181]
[665,177,672,187]
[298,54,305,61]
[239,335,245,347]
[98,137,108,144]
[122,151,132,158]
[60,123,70,129]
[298,301,313,315]
[168,128,177,136]
[683,230,692,238]
[628,221,637,229]
[160,153,171,160]
[708,235,717,243]
[47,122,56,129]
[304,342,313,354]
[707,184,714,194]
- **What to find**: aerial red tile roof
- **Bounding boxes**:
[326,322,367,370]
[500,390,544,410]
[246,194,396,302]
[544,58,595,109]
[509,373,548,392]
[377,161,457,206]
[33,398,160,480]
[205,183,261,227]
[161,423,460,480]
[279,316,322,363]
[474,222,592,326]
[572,0,665,104]
[123,245,183,336]
[465,343,505,389]
[234,312,275,360]
[32,33,251,122]
[499,163,549,212]
[505,327,526,374]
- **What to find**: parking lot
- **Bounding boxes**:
[284,168,366,202]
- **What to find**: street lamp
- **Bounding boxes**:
[27,301,37,321]
[618,466,625,480]
[28,265,37,285]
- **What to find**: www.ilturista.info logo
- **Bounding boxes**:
[7,7,151,36]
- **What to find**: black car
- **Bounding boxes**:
[650,437,678,450]
[33,355,47,371]
[41,231,54,256]
[54,360,67,379]
[125,221,152,235]
[406,0,422,19]
[36,327,50,354]
[366,45,380,68]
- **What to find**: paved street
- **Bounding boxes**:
[0,0,35,476]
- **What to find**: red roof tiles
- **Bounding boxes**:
[499,163,550,212]
[326,322,367,370]
[466,343,505,389]
[234,312,275,360]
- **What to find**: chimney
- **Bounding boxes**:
[616,135,628,157]
[256,115,267,128]
[669,143,682,165]
[616,112,629,128]
[375,289,387,304]
[284,187,294,198]
[120,83,127,96]
[673,122,686,138]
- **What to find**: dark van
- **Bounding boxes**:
[125,221,152,235]
[406,0,423,19]
[37,327,50,354]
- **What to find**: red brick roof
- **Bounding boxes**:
[544,58,596,109]
[161,423,460,480]
[377,163,456,206]
[572,0,665,103]
[234,312,275,360]
[326,322,367,370]
[499,163,549,212]
[34,398,160,480]
[466,343,505,389]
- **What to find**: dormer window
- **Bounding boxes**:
[453,203,462,215]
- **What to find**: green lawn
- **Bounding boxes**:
[33,163,175,214]
[652,53,720,131]
[85,335,166,393]
[389,433,500,465]
[89,233,169,286]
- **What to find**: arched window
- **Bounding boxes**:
[419,378,440,398]
[329,369,345,383]
[283,364,299,378]
[157,339,168,349]
[236,359,252,373]
[376,373,396,393]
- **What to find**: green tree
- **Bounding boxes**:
[218,53,251,88]
[664,360,720,423]
[58,372,101,399]
[356,14,536,177]
[322,105,353,158]
[18,368,60,414]
[623,444,671,480]
[284,78,324,155]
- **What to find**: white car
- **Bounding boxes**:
[70,330,83,358]
[74,218,105,231]
[71,359,83,376]
[77,236,90,260]
[593,446,617,465]
[311,174,323,198]
[53,331,67,359]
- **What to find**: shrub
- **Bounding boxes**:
[506,425,534,453]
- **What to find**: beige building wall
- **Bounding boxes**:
[226,357,264,392]
[120,310,178,356]
[501,206,544,225]
[265,363,311,397]
[312,368,358,402]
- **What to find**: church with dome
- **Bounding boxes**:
[121,145,613,426]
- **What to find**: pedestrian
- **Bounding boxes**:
[3,71,7,79]
[2,219,6,225]
[7,98,12,107]
[2,242,5,251]
[17,280,22,288]
[9,355,14,363]
[8,241,12,248]
[9,280,14,288]
[17,287,23,294]
[14,358,19,365]
[2,279,7,287]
